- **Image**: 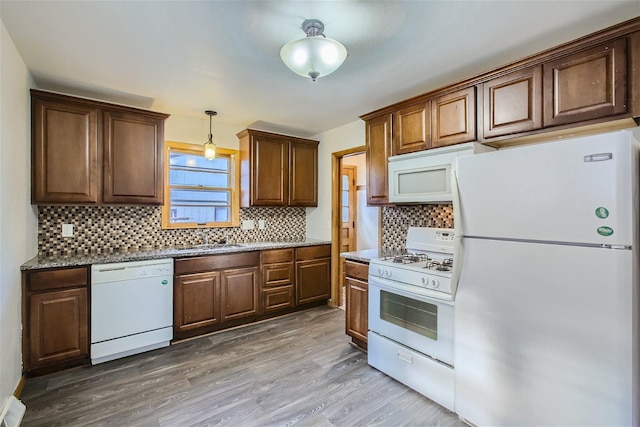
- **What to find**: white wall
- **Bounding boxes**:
[307,120,366,240]
[0,20,37,407]
[164,114,244,150]
[342,153,379,250]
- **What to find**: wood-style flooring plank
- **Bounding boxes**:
[20,306,465,427]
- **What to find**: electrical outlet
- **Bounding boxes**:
[62,223,74,237]
[258,219,266,230]
[241,220,255,230]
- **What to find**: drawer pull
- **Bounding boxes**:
[397,352,413,364]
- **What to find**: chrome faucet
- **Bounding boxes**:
[199,229,209,245]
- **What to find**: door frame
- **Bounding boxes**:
[330,145,367,308]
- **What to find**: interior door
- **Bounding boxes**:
[341,165,357,252]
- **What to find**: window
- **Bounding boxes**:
[162,141,240,229]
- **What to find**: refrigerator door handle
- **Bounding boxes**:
[451,163,463,299]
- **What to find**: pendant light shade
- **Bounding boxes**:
[280,19,347,81]
[203,110,217,160]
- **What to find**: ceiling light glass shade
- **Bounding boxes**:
[280,19,347,81]
[203,110,217,160]
[203,139,216,160]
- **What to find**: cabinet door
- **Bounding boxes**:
[483,66,543,138]
[345,277,368,344]
[431,86,476,147]
[221,266,259,322]
[366,114,393,206]
[174,272,221,334]
[29,288,88,369]
[289,140,318,206]
[543,38,627,127]
[295,257,331,305]
[32,97,99,204]
[103,110,164,204]
[393,102,431,155]
[250,135,288,206]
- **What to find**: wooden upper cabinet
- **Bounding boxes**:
[289,140,318,206]
[431,86,476,147]
[237,129,318,207]
[392,101,431,155]
[102,110,164,204]
[32,97,99,204]
[365,114,392,206]
[543,38,627,127]
[250,134,288,206]
[30,90,169,205]
[483,66,543,138]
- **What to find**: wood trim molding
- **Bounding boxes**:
[14,376,25,398]
[330,145,366,308]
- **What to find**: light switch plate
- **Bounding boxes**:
[241,220,255,230]
[61,223,74,237]
[258,220,266,229]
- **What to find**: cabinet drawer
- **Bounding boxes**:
[175,251,259,274]
[262,248,294,264]
[295,245,331,261]
[27,267,89,292]
[262,285,295,313]
[263,262,293,287]
[344,260,369,281]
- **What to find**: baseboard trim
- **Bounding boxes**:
[13,377,25,399]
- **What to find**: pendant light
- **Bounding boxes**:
[203,110,217,160]
[280,19,347,81]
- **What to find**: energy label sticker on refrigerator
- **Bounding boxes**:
[595,207,609,219]
[597,226,614,236]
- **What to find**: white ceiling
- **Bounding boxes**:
[1,1,639,137]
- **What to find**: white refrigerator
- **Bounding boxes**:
[452,130,639,426]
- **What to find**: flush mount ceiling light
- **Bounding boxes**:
[203,110,217,160]
[280,19,347,82]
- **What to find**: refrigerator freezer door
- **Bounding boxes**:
[454,130,637,246]
[454,238,635,426]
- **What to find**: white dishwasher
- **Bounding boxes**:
[91,258,173,365]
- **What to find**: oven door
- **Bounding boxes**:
[369,276,454,366]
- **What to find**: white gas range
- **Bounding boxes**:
[369,227,455,300]
[367,227,456,411]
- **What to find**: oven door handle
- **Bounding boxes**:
[369,276,454,305]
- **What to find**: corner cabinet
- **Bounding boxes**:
[31,90,169,205]
[237,129,318,207]
[22,266,90,376]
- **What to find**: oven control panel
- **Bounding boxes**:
[369,262,452,295]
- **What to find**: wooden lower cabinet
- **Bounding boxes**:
[173,252,261,340]
[295,245,331,305]
[221,266,259,321]
[344,259,369,351]
[260,249,295,314]
[23,266,90,375]
[174,271,221,334]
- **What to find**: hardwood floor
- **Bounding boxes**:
[20,306,464,426]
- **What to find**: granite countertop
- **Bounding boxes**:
[21,239,332,270]
[340,248,381,263]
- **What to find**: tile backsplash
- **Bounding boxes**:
[38,206,306,255]
[381,204,454,251]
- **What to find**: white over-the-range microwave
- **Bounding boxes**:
[388,142,495,204]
